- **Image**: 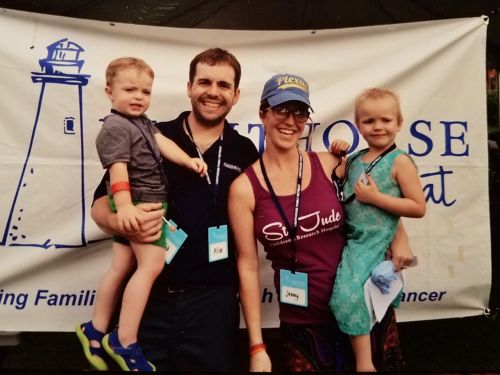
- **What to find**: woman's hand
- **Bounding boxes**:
[249,351,272,372]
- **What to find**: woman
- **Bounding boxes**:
[228,73,408,372]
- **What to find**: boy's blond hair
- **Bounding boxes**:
[354,88,403,125]
[105,57,154,86]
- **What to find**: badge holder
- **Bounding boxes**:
[208,225,228,262]
[162,218,187,264]
[351,157,368,184]
[280,269,308,307]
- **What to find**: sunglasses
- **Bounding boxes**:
[266,106,310,122]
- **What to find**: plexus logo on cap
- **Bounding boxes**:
[261,73,313,110]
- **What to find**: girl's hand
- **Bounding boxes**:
[354,174,380,204]
[329,139,350,156]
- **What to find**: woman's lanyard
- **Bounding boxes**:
[184,117,223,204]
[343,143,397,204]
[259,147,303,273]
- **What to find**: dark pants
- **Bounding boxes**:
[139,285,240,372]
[279,306,403,372]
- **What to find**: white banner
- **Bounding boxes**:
[0,8,490,331]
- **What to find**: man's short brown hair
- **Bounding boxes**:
[189,48,241,89]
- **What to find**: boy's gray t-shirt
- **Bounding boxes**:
[95,113,167,202]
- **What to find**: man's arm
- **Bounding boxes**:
[91,195,165,243]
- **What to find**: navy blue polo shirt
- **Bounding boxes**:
[93,111,259,289]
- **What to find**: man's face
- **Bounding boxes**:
[187,62,240,127]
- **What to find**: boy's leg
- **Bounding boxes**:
[118,242,165,347]
[76,241,135,370]
[92,242,136,335]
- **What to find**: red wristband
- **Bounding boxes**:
[111,181,130,195]
[249,343,266,356]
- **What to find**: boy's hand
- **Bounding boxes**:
[127,203,164,243]
[189,157,208,177]
[329,139,350,156]
[116,203,144,232]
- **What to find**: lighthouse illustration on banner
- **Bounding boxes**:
[1,38,91,249]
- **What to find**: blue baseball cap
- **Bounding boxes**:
[261,73,313,111]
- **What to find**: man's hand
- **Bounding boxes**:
[91,198,164,243]
[116,203,144,232]
[129,202,165,243]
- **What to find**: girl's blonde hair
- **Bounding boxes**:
[354,88,403,125]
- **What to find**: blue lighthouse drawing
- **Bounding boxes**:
[1,38,91,249]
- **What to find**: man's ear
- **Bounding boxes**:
[232,88,240,106]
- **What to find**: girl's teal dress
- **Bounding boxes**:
[329,148,406,335]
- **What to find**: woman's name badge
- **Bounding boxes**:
[208,225,228,262]
[280,269,308,307]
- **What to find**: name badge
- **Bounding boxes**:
[351,157,368,184]
[208,225,228,262]
[280,269,308,307]
[163,219,187,264]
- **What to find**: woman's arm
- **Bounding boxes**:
[228,173,272,372]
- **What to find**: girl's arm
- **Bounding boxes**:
[228,174,272,372]
[328,139,349,180]
[155,133,206,176]
[316,151,347,181]
[388,220,415,271]
[354,154,426,218]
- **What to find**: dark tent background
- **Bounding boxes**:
[0,0,499,371]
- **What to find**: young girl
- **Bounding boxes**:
[329,88,426,372]
[76,57,206,371]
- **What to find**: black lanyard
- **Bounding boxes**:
[259,147,303,273]
[184,117,223,204]
[343,143,397,204]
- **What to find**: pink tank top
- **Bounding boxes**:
[245,152,345,324]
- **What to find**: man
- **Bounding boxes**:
[91,48,259,371]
